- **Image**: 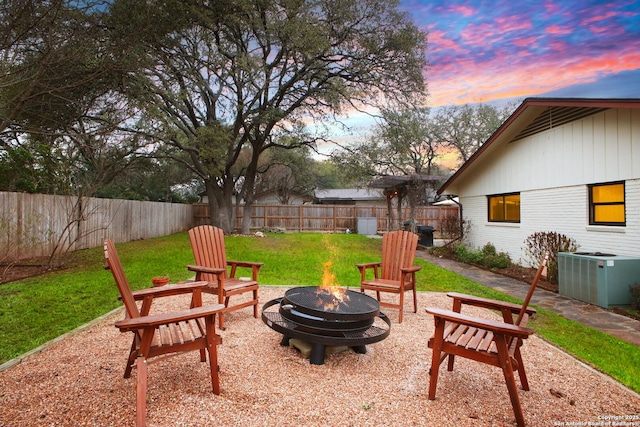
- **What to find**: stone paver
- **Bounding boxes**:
[418,251,640,347]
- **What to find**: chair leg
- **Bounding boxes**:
[495,335,526,427]
[124,338,138,378]
[412,287,418,313]
[136,357,148,427]
[514,345,530,391]
[398,290,404,323]
[428,320,445,400]
[218,311,225,330]
[447,354,456,371]
[253,289,259,318]
[206,318,220,395]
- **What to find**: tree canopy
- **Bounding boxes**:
[125,0,427,232]
[0,0,428,228]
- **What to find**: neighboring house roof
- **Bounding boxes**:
[253,189,313,202]
[438,97,640,196]
[433,196,459,206]
[314,188,385,202]
[369,174,444,190]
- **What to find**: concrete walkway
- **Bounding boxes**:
[417,250,640,347]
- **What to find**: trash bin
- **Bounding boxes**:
[416,225,434,247]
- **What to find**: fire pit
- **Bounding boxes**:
[262,286,391,365]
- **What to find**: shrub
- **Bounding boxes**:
[454,242,511,270]
[630,284,640,310]
[523,231,579,285]
[455,244,483,265]
[480,242,511,269]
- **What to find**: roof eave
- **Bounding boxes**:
[437,97,640,196]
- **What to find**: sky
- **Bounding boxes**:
[400,0,640,107]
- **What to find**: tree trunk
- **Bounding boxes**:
[240,151,260,234]
[205,180,221,228]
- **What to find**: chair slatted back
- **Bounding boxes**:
[515,252,549,326]
[104,239,140,319]
[381,230,418,281]
[189,225,228,281]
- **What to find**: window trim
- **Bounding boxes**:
[588,181,626,226]
[487,192,521,223]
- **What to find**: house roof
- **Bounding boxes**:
[314,188,385,201]
[369,174,444,190]
[437,97,640,196]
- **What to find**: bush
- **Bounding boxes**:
[523,231,579,285]
[630,284,640,310]
[455,244,483,264]
[480,242,511,269]
[454,242,511,270]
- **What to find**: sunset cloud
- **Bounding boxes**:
[400,0,640,106]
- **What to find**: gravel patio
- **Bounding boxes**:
[1,287,638,426]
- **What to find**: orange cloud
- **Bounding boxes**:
[427,49,640,107]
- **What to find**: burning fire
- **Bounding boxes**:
[316,260,350,311]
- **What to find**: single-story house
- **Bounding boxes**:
[438,97,640,266]
[314,188,386,206]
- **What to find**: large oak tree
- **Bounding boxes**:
[128,0,427,233]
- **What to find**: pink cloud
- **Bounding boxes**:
[450,4,476,17]
[427,48,640,107]
[427,29,470,54]
[542,1,563,15]
[588,22,625,36]
[494,16,533,33]
[460,16,532,47]
[435,3,477,17]
[512,36,539,47]
[460,22,503,46]
[546,25,573,35]
[582,11,619,25]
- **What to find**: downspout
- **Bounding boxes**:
[444,195,464,248]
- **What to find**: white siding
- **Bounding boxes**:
[458,108,640,197]
[462,179,640,266]
[453,106,640,266]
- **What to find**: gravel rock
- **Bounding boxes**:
[1,287,638,426]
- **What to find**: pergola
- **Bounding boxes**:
[369,174,444,231]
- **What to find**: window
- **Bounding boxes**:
[488,193,520,223]
[589,182,625,226]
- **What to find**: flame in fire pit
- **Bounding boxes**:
[316,260,350,311]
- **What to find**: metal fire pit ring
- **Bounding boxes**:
[262,296,391,365]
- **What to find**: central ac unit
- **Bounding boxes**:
[558,252,640,308]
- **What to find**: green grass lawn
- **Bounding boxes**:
[1,232,639,393]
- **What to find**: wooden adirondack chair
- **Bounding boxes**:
[356,230,421,323]
[426,252,549,427]
[187,225,264,329]
[104,239,224,427]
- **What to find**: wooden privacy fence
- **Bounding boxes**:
[0,191,193,261]
[192,203,459,233]
[1,191,459,261]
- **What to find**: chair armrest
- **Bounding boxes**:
[426,307,534,339]
[115,304,225,332]
[227,260,263,280]
[227,260,264,268]
[400,266,422,273]
[356,262,381,269]
[447,292,537,316]
[356,262,381,281]
[131,281,210,300]
[186,265,226,276]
